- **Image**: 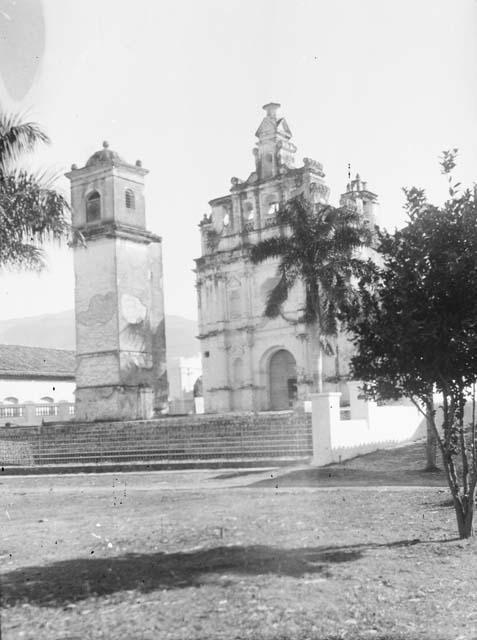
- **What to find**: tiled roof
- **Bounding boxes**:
[0,345,75,379]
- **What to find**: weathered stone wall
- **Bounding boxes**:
[0,411,312,466]
[68,146,168,422]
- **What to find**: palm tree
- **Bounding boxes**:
[0,112,69,270]
[250,195,372,392]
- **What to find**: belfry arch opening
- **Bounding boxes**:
[268,349,297,410]
[86,190,101,223]
[125,188,135,210]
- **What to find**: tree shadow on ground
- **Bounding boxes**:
[224,443,446,489]
[248,466,446,489]
[1,538,450,608]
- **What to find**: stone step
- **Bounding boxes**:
[25,435,311,448]
[34,445,311,461]
[0,413,312,468]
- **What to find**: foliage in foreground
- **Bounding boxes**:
[250,195,372,391]
[345,151,477,538]
[0,111,69,270]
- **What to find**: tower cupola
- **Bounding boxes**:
[340,172,378,228]
[85,141,124,167]
[66,142,149,232]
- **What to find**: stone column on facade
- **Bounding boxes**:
[199,277,213,412]
[231,193,242,234]
[57,400,71,422]
[23,401,37,426]
[216,333,232,412]
[211,275,232,412]
[245,327,257,411]
[254,188,262,239]
[244,266,258,411]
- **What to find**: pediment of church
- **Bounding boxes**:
[255,116,293,141]
[255,117,277,138]
[277,118,292,138]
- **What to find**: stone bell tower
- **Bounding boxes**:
[66,142,168,421]
[340,173,378,228]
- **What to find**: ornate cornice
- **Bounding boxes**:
[72,222,162,245]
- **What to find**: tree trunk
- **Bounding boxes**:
[444,453,476,539]
[428,396,475,539]
[453,494,475,539]
[310,323,324,393]
[425,411,438,470]
[335,340,341,392]
[422,394,438,471]
[317,346,323,393]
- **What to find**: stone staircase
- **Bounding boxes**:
[0,411,312,469]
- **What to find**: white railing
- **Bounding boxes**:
[0,401,75,426]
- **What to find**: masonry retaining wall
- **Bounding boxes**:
[0,411,312,467]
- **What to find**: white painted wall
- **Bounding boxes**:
[311,384,426,466]
[0,379,75,403]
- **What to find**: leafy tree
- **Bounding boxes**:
[0,112,69,270]
[345,151,477,538]
[250,195,372,392]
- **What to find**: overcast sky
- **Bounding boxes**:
[0,0,476,322]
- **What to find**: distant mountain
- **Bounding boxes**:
[0,310,199,361]
[0,310,76,351]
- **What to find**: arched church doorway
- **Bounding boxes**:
[269,349,297,410]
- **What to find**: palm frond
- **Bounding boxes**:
[250,236,292,264]
[264,272,291,318]
[0,112,50,171]
[0,169,70,270]
[319,333,335,356]
[0,242,45,271]
[251,194,372,343]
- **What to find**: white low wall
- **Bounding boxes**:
[0,379,75,404]
[311,383,425,466]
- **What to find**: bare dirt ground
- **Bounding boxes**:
[1,442,476,640]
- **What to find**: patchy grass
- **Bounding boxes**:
[252,441,447,489]
[0,444,476,640]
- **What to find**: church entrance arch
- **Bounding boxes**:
[268,349,297,410]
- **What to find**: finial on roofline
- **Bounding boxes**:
[262,102,281,119]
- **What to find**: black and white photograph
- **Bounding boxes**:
[0,0,476,638]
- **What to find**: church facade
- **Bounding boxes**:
[195,103,377,413]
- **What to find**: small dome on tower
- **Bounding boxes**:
[85,141,124,167]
